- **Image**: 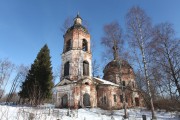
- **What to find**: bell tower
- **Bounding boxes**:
[61,14,92,81]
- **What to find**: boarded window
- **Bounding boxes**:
[113,94,117,102]
[83,61,89,76]
[66,39,72,52]
[64,62,69,76]
[82,39,88,51]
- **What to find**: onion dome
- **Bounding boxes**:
[65,13,89,34]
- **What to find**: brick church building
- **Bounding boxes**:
[54,14,143,110]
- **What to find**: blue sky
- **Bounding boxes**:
[0,0,180,86]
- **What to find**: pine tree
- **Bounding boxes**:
[19,44,53,105]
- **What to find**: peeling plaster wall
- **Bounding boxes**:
[55,84,74,107]
[55,82,97,109]
[61,50,92,80]
[97,85,122,110]
[61,28,92,81]
[73,83,97,108]
[97,85,141,110]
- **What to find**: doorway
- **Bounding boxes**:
[61,94,68,108]
[135,97,139,106]
[83,93,90,107]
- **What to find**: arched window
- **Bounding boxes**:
[64,62,70,76]
[66,39,72,52]
[83,61,89,76]
[82,39,88,51]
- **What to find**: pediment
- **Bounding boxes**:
[55,79,72,86]
[77,77,94,85]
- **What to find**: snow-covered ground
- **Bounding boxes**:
[0,104,179,120]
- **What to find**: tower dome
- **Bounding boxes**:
[65,13,88,34]
[103,59,134,84]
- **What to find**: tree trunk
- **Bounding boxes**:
[141,43,156,119]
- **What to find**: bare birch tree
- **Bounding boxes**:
[126,6,156,119]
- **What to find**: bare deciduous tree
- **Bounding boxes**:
[0,58,14,99]
[61,16,74,34]
[151,23,180,97]
[101,21,124,61]
[92,59,100,77]
[126,6,156,119]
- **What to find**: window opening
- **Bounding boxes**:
[120,95,123,103]
[122,81,126,87]
[113,94,117,102]
[82,39,88,51]
[104,96,106,104]
[85,82,89,85]
[66,39,72,52]
[83,61,89,76]
[64,62,70,76]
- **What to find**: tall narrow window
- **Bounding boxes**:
[132,81,135,88]
[120,95,123,103]
[82,39,88,51]
[66,39,72,52]
[122,81,126,87]
[64,62,70,76]
[83,61,89,76]
[101,96,107,104]
[104,96,107,104]
[113,94,117,102]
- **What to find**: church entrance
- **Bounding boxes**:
[83,93,90,107]
[61,94,68,108]
[135,97,139,106]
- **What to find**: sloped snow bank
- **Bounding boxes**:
[0,105,179,120]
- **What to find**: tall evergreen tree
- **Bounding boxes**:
[19,44,53,105]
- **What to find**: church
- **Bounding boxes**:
[54,14,143,110]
